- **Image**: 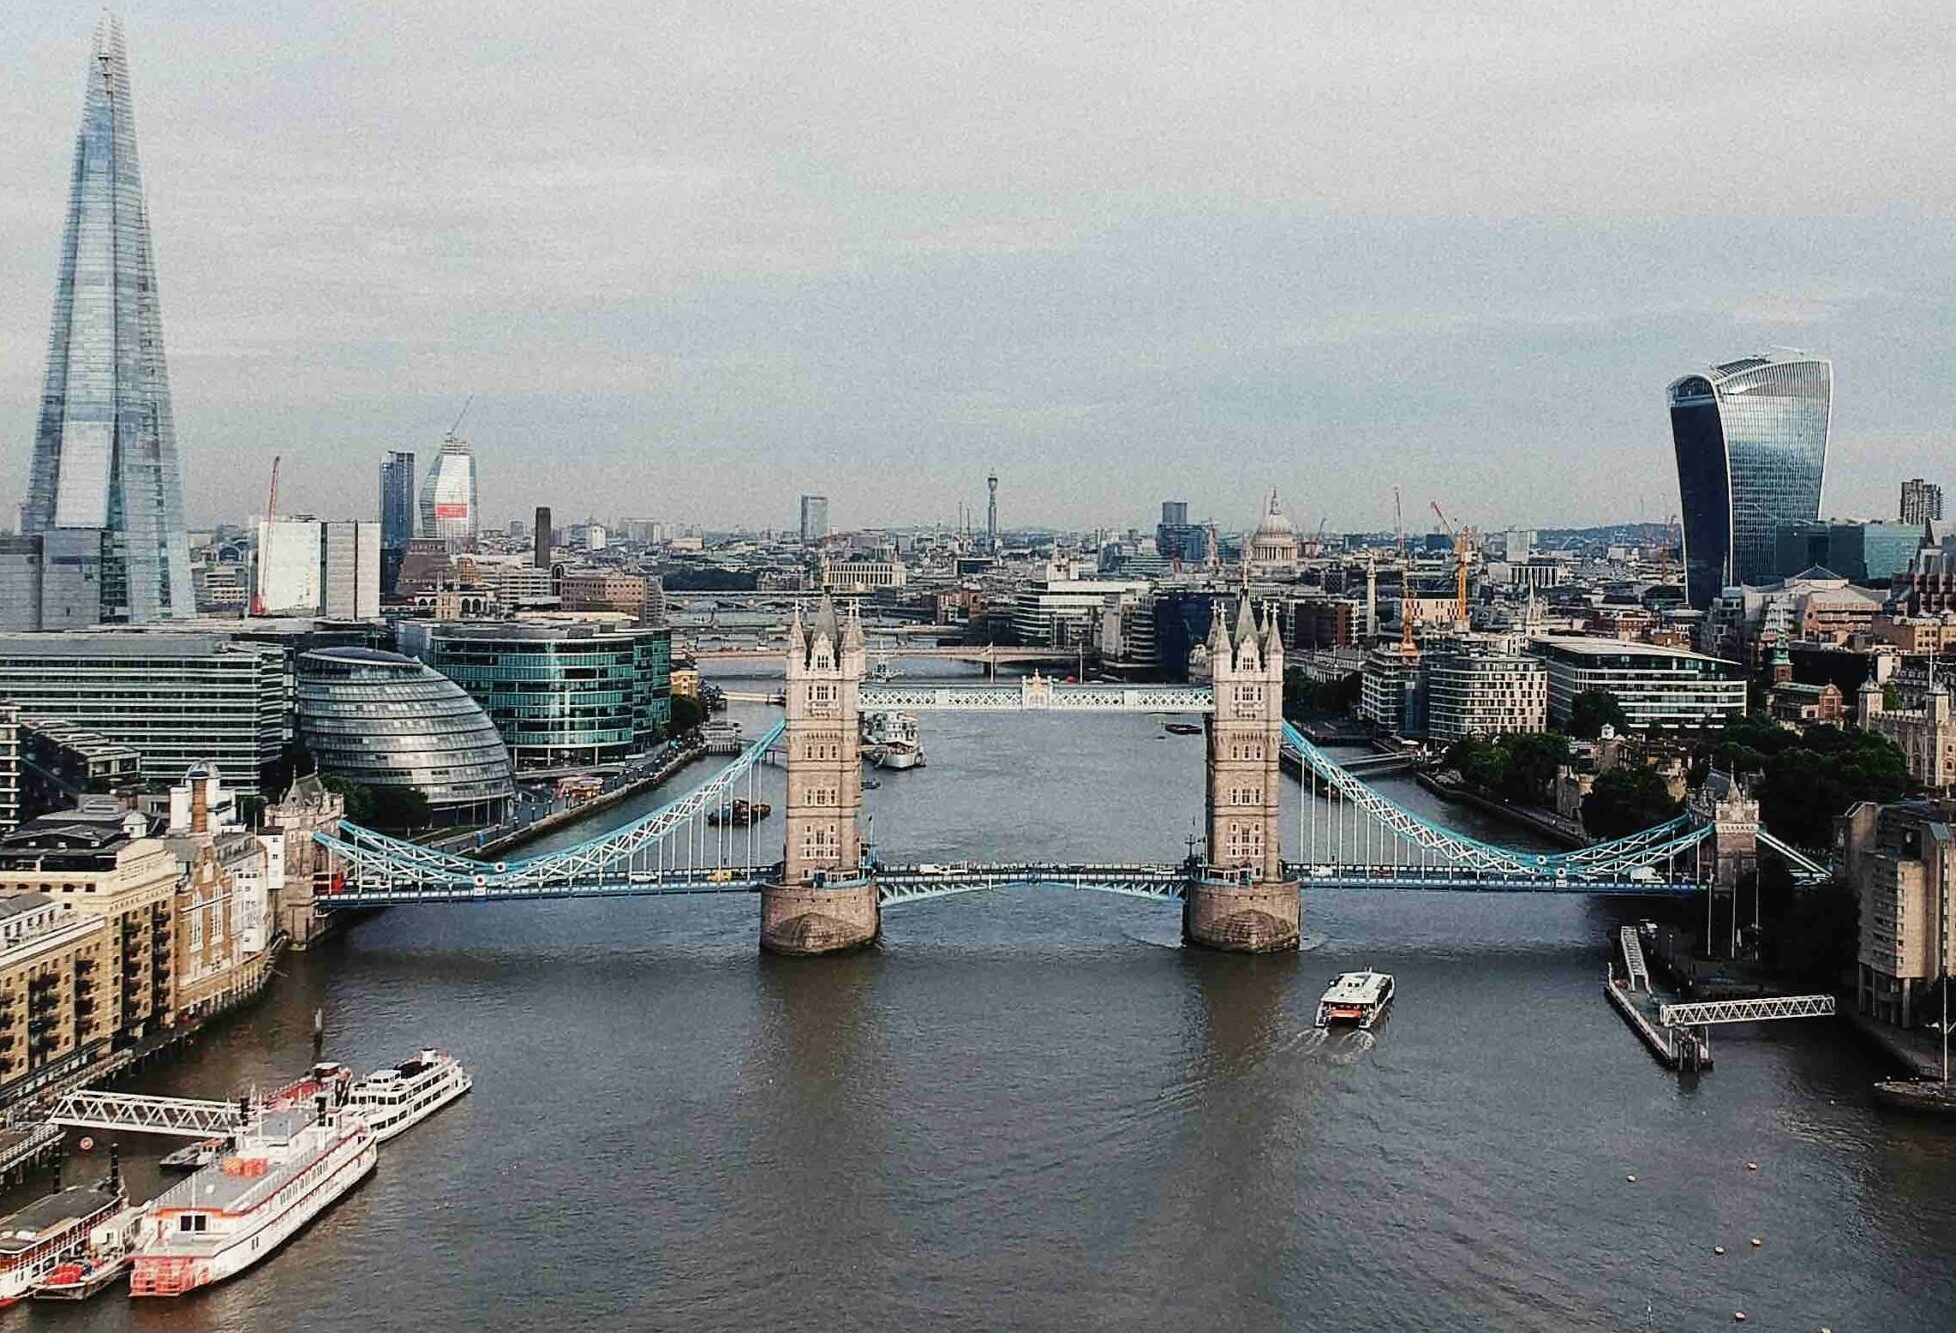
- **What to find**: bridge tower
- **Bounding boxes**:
[763,595,880,954]
[1187,595,1300,952]
[1691,771,1760,957]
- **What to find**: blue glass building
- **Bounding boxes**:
[1668,354,1832,609]
[19,18,192,624]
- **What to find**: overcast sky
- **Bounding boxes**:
[2,2,1952,535]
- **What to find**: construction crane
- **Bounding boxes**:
[1429,500,1470,625]
[1392,485,1406,562]
[250,454,281,617]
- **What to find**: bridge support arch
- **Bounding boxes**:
[763,596,880,955]
[1186,596,1300,952]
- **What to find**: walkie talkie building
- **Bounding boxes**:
[1668,353,1832,609]
[19,17,193,625]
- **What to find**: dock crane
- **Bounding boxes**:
[250,454,280,617]
[1429,500,1470,625]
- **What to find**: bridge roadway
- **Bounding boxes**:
[317,860,1707,909]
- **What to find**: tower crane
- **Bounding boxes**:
[1429,500,1470,625]
[1392,485,1406,562]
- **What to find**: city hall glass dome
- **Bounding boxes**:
[296,647,513,826]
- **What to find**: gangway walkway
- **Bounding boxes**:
[1619,926,1653,993]
[1657,995,1836,1027]
[49,1090,246,1138]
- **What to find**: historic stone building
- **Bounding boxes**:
[763,596,878,954]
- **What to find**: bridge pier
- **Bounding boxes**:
[1183,876,1300,953]
[761,878,880,955]
[1188,595,1300,953]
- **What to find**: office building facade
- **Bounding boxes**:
[800,495,830,544]
[1423,652,1548,743]
[418,433,479,551]
[534,506,552,569]
[19,18,193,625]
[1772,520,1922,586]
[398,622,673,767]
[1532,637,1745,731]
[379,451,416,590]
[1668,353,1832,608]
[0,634,286,793]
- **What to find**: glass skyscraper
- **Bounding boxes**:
[20,17,192,624]
[418,433,478,551]
[1668,353,1832,608]
[379,451,416,551]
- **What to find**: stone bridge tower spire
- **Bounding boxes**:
[763,595,879,954]
[1187,595,1299,951]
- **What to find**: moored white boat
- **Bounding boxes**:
[861,711,926,769]
[1315,970,1395,1029]
[129,1097,375,1297]
[0,1179,126,1307]
[348,1049,472,1143]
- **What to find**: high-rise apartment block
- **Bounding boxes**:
[1668,354,1832,608]
[1901,478,1944,526]
[15,18,193,627]
[800,495,830,544]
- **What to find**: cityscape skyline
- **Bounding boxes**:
[2,8,1953,533]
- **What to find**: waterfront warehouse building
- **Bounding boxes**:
[15,19,194,627]
[1423,651,1548,743]
[1668,353,1832,609]
[1531,636,1745,731]
[0,633,285,793]
[295,647,514,826]
[0,891,110,1101]
[396,622,673,768]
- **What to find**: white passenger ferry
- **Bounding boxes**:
[129,1098,376,1297]
[1315,970,1396,1029]
[348,1050,472,1143]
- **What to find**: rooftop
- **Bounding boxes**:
[1531,636,1735,667]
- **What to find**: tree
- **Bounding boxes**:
[1566,687,1629,739]
[1698,718,1912,849]
[1581,764,1680,838]
[319,776,375,824]
[1447,736,1509,792]
[668,693,704,735]
[1495,732,1569,805]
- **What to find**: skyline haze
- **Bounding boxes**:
[2,3,1952,533]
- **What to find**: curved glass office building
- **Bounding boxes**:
[1669,353,1832,608]
[396,623,673,768]
[295,647,513,827]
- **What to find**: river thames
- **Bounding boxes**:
[7,664,1955,1331]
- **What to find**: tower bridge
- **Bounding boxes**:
[315,595,1807,954]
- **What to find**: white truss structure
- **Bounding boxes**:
[1619,926,1653,992]
[1756,830,1833,883]
[1283,723,1710,877]
[316,720,786,896]
[50,1090,245,1137]
[1657,995,1836,1027]
[859,681,1213,712]
[878,863,1189,906]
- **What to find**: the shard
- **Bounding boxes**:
[19,15,193,624]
